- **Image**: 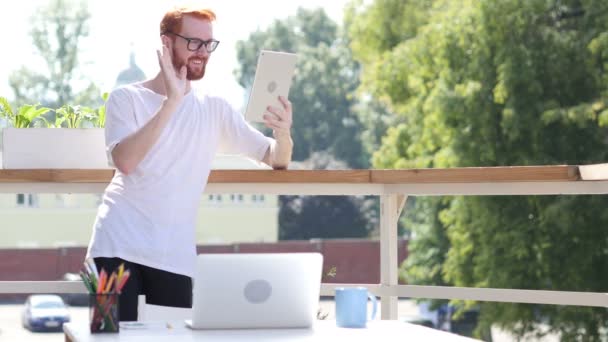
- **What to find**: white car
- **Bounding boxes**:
[22,294,71,331]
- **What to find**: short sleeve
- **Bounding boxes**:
[216,100,272,161]
[104,88,138,167]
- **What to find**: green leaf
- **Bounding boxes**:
[97,105,106,128]
[19,104,52,122]
[54,117,66,127]
[598,109,608,127]
[0,97,14,120]
[37,116,52,128]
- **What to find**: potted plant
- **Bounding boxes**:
[0,95,110,169]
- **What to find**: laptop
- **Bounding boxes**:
[185,253,323,330]
[244,50,297,123]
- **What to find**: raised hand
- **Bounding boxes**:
[156,44,187,101]
[263,96,293,139]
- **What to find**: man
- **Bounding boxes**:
[86,7,293,321]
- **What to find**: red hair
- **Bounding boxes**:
[160,7,216,35]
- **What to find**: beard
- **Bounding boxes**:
[172,47,207,81]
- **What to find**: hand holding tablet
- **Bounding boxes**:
[245,50,297,124]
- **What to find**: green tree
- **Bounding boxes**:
[278,152,376,240]
[349,0,608,340]
[9,0,99,108]
[235,8,367,168]
[235,8,377,240]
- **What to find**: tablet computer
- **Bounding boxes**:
[244,50,297,122]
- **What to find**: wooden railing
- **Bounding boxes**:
[1,164,607,319]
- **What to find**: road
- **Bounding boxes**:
[0,304,88,342]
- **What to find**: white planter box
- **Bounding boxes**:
[1,128,110,169]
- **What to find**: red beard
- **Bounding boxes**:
[172,47,207,81]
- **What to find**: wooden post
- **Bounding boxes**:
[380,194,407,319]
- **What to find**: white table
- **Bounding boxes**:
[63,320,481,341]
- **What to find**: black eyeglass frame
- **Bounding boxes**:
[162,31,220,53]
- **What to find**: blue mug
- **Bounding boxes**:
[335,287,377,328]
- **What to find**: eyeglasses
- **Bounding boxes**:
[163,31,220,53]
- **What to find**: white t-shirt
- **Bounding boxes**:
[86,84,272,277]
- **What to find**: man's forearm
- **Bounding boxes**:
[268,134,293,170]
[111,98,180,174]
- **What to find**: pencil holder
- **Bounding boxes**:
[89,293,119,333]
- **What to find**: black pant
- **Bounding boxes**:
[93,257,192,321]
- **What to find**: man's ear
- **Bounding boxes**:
[161,35,172,48]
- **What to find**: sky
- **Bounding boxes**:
[0,0,351,108]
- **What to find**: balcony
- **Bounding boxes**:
[1,165,607,340]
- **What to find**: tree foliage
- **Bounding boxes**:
[235,8,367,168]
[349,0,608,339]
[9,0,99,108]
[235,8,378,240]
[279,152,376,240]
